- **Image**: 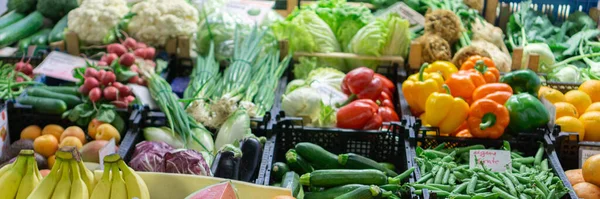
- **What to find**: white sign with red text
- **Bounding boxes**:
[469,150,512,172]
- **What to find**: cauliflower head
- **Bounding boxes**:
[127,0,199,46]
[68,0,129,44]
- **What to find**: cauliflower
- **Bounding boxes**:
[127,0,199,46]
[67,0,129,44]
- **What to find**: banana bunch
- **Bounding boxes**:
[27,146,95,199]
[90,153,149,199]
[0,149,42,199]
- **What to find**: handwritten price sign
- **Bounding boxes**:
[469,150,512,172]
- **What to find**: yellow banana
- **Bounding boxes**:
[27,158,63,199]
[70,160,89,199]
[90,163,112,199]
[117,160,149,199]
[33,160,42,181]
[15,157,39,199]
[78,159,96,196]
[109,163,127,199]
[50,160,72,199]
[0,152,29,199]
[0,163,12,178]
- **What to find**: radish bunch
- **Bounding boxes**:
[98,37,156,86]
[80,68,135,108]
[14,56,34,82]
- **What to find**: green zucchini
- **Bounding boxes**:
[280,171,301,197]
[272,162,289,181]
[42,86,79,96]
[299,169,393,187]
[285,149,314,175]
[49,15,68,42]
[30,28,51,46]
[334,185,382,199]
[18,96,67,114]
[0,11,26,29]
[379,162,396,171]
[18,28,50,50]
[0,11,44,47]
[27,87,82,108]
[338,153,398,177]
[304,184,365,199]
[295,142,340,169]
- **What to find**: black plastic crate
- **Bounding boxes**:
[553,130,600,170]
[407,127,578,199]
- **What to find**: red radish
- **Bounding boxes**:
[134,48,145,58]
[119,53,135,67]
[96,70,107,81]
[101,53,118,65]
[20,64,33,75]
[83,77,100,90]
[144,47,156,59]
[137,77,145,85]
[79,85,90,95]
[103,86,119,101]
[89,88,102,102]
[16,77,24,82]
[97,61,107,66]
[84,68,99,78]
[122,38,137,50]
[118,86,131,97]
[130,65,138,73]
[111,100,128,109]
[125,95,135,103]
[107,44,127,56]
[128,76,140,84]
[101,72,116,86]
[112,82,124,89]
[135,42,147,49]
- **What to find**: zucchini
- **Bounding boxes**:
[30,28,51,46]
[379,162,396,171]
[280,171,301,197]
[285,149,313,175]
[27,87,82,108]
[272,162,289,181]
[0,11,44,47]
[0,11,26,29]
[42,86,79,96]
[334,185,382,199]
[304,184,365,199]
[338,153,398,177]
[238,137,262,182]
[18,28,50,50]
[49,15,68,42]
[17,96,67,114]
[295,142,340,169]
[299,169,393,187]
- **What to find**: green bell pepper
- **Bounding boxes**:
[499,70,541,96]
[504,93,550,132]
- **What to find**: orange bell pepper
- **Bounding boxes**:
[455,129,473,138]
[460,55,500,83]
[467,99,510,139]
[472,83,514,105]
[445,70,486,102]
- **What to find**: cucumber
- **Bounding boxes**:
[334,185,382,199]
[280,171,300,197]
[285,149,313,175]
[295,142,340,169]
[18,28,50,50]
[299,169,391,187]
[338,153,398,177]
[304,184,365,199]
[27,87,82,108]
[272,162,289,181]
[0,11,26,29]
[42,86,79,96]
[0,11,44,47]
[18,96,67,114]
[30,28,51,46]
[49,15,68,42]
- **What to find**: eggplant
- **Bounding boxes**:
[238,137,263,182]
[211,144,242,180]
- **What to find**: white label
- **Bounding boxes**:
[0,47,17,57]
[540,97,556,129]
[129,84,158,110]
[469,150,512,172]
[98,138,117,169]
[0,107,7,157]
[580,147,600,168]
[375,2,425,27]
[33,51,94,82]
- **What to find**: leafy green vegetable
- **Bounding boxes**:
[293,57,320,79]
[36,0,78,21]
[8,0,37,13]
[548,65,583,83]
[567,11,596,36]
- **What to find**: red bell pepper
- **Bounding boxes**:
[374,73,395,99]
[341,67,383,101]
[337,99,382,130]
[378,92,394,109]
[379,106,400,123]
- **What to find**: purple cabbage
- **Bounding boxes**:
[164,149,211,176]
[129,141,173,172]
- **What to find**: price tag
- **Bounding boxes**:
[580,146,600,168]
[98,138,116,169]
[375,2,425,30]
[469,150,512,172]
[33,51,93,82]
[129,84,158,110]
[540,96,556,130]
[0,107,7,158]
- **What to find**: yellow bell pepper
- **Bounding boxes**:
[424,61,458,80]
[425,86,469,135]
[402,64,444,115]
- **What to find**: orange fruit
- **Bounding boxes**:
[95,124,121,143]
[88,119,105,139]
[586,102,600,113]
[556,116,585,140]
[580,111,600,142]
[579,80,600,102]
[573,182,600,199]
[47,155,56,169]
[538,86,551,97]
[565,169,585,186]
[33,135,59,157]
[539,88,566,104]
[20,125,42,140]
[41,124,64,141]
[565,90,592,115]
[554,102,579,119]
[60,126,86,144]
[59,136,83,150]
[583,154,600,187]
